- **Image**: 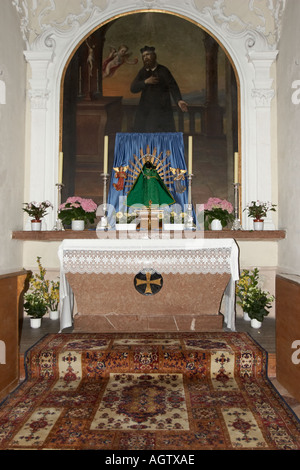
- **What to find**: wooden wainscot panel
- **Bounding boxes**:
[276,274,300,402]
[0,270,30,400]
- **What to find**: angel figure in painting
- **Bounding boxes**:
[170,167,187,194]
[102,45,138,79]
[113,166,129,192]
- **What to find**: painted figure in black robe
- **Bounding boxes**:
[130,46,188,132]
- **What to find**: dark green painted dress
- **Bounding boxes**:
[127,163,175,208]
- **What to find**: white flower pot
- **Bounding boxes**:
[49,310,59,320]
[71,220,85,231]
[30,318,42,328]
[211,219,222,230]
[31,220,42,231]
[251,318,262,329]
[253,219,264,231]
[243,311,251,321]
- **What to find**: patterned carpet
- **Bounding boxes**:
[0,332,299,450]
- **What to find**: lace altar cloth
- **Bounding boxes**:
[59,238,239,276]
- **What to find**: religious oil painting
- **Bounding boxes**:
[62,12,238,216]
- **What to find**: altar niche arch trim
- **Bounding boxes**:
[22,3,278,231]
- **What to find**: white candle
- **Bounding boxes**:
[103,135,108,174]
[234,152,239,183]
[58,152,63,184]
[188,136,193,174]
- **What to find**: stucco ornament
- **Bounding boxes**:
[12,0,285,51]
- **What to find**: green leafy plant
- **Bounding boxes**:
[24,292,48,319]
[242,287,275,322]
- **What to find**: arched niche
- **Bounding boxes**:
[22,2,278,230]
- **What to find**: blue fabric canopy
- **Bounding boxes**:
[107,133,194,226]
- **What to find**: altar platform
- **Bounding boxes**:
[58,237,239,333]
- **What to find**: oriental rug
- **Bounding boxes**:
[0,332,299,450]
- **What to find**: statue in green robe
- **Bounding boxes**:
[127,161,175,208]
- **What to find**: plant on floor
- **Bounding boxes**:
[236,268,274,322]
[24,256,60,315]
[23,292,48,319]
[242,287,275,322]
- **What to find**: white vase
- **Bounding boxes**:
[211,219,222,230]
[30,318,42,328]
[251,318,262,329]
[253,219,264,231]
[31,220,42,231]
[49,310,59,320]
[71,220,85,231]
[243,311,251,321]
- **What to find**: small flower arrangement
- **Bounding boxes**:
[236,268,274,322]
[116,211,137,224]
[244,200,276,220]
[23,200,53,221]
[163,211,186,224]
[204,197,234,229]
[58,196,97,226]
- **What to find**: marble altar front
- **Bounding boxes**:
[58,238,239,332]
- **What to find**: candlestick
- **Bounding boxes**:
[58,152,63,184]
[188,136,193,174]
[234,152,239,184]
[98,172,110,230]
[103,135,108,174]
[232,182,242,230]
[52,183,65,231]
[186,173,194,229]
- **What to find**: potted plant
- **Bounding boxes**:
[243,286,275,328]
[236,268,259,321]
[244,200,276,230]
[236,268,274,328]
[24,292,48,328]
[23,200,53,231]
[46,280,60,320]
[58,196,98,230]
[204,197,234,230]
[24,257,60,323]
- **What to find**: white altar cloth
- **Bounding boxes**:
[58,238,239,332]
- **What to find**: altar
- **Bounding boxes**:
[58,238,239,332]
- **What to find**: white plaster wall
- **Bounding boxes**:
[277,0,300,276]
[0,1,26,272]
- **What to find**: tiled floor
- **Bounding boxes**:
[19,316,300,420]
